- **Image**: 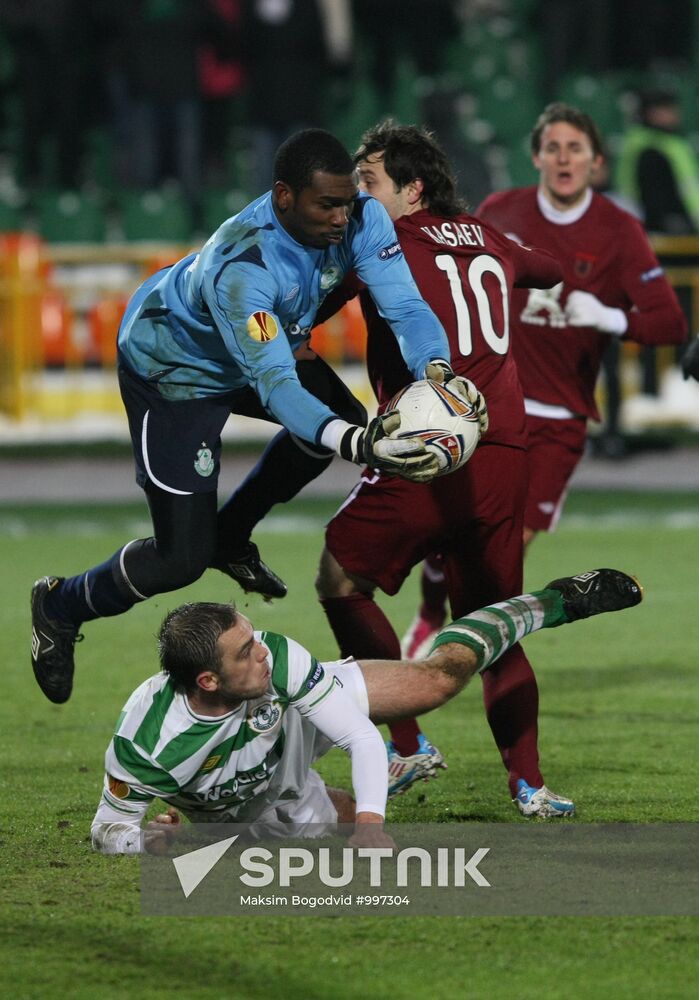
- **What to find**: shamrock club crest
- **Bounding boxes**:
[247,699,282,733]
[194,442,214,477]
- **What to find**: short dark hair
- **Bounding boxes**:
[158,602,238,693]
[273,128,354,194]
[530,102,604,158]
[355,120,467,217]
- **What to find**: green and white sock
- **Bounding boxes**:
[429,589,567,673]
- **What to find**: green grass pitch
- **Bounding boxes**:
[1,490,698,999]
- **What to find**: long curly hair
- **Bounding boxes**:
[355,120,467,217]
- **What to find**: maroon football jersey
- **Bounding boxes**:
[359,208,562,448]
[477,187,687,420]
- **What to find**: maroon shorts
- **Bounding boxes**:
[325,442,528,617]
[524,414,587,532]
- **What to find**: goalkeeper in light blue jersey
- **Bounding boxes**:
[31,128,469,707]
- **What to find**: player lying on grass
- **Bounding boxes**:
[91,568,642,854]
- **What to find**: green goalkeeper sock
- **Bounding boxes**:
[429,589,567,673]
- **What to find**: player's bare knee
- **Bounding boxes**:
[315,547,348,598]
[523,526,537,551]
[422,646,477,699]
[316,547,374,600]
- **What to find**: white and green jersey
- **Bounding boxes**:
[92,632,386,853]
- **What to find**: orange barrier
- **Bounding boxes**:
[311,296,367,362]
[0,234,371,420]
[40,288,76,367]
[87,295,129,367]
[0,233,45,416]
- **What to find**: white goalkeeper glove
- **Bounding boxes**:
[337,412,440,483]
[565,290,628,336]
[424,359,489,437]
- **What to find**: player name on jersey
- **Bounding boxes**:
[420,222,486,248]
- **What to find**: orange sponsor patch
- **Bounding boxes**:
[108,774,131,799]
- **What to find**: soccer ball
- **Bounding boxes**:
[386,379,481,476]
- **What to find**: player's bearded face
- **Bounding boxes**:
[533,122,602,210]
[211,617,271,705]
[275,171,357,248]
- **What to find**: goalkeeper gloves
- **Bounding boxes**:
[337,412,440,483]
[424,359,489,437]
[681,334,699,382]
[565,290,628,336]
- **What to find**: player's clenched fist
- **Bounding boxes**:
[144,806,181,855]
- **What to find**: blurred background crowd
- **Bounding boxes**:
[0,0,697,240]
[2,0,699,446]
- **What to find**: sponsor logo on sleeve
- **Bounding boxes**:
[306,662,325,690]
[378,241,402,261]
[247,311,278,342]
[640,265,664,283]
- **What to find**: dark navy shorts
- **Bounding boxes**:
[118,361,267,494]
[118,354,366,496]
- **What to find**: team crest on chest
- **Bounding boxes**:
[194,442,214,477]
[320,265,342,290]
[574,252,597,279]
[247,698,282,733]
